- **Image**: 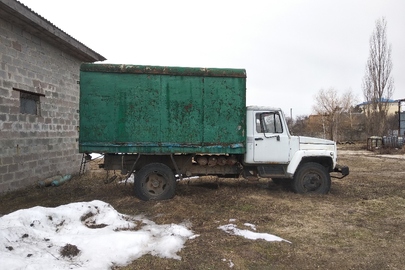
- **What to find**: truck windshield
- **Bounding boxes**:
[256,112,283,134]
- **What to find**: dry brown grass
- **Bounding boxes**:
[1,147,405,269]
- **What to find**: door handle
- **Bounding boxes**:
[255,138,263,141]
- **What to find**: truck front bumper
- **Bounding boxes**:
[332,165,350,179]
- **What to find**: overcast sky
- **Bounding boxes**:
[18,0,405,117]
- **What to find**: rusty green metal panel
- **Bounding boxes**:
[79,63,246,154]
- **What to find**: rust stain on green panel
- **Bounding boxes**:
[79,63,246,154]
[80,63,246,78]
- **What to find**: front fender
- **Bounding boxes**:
[286,150,336,176]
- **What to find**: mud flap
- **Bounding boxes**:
[332,165,349,179]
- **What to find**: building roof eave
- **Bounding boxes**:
[0,0,106,62]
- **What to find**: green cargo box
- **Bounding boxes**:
[79,63,247,154]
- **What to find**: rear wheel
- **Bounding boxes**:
[134,163,176,201]
[292,162,331,194]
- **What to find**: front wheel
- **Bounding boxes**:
[292,162,331,194]
[134,163,176,201]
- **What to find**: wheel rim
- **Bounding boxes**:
[143,171,167,196]
[302,171,322,192]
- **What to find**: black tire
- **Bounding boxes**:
[292,162,331,194]
[134,163,176,201]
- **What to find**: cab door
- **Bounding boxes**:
[253,111,290,163]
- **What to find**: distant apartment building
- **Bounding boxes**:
[356,98,399,116]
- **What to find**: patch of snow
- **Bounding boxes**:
[1,203,294,269]
[243,222,256,231]
[118,173,135,184]
[0,200,196,270]
[222,258,234,268]
[339,150,405,160]
[90,153,103,160]
[218,223,291,244]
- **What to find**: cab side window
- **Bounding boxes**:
[255,112,283,133]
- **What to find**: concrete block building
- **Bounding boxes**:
[0,0,106,191]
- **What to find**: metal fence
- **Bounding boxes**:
[382,136,404,149]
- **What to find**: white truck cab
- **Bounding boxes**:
[244,106,348,193]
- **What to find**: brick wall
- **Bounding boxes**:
[0,17,83,192]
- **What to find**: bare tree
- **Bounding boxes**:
[313,88,356,141]
[290,115,310,136]
[362,17,395,136]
